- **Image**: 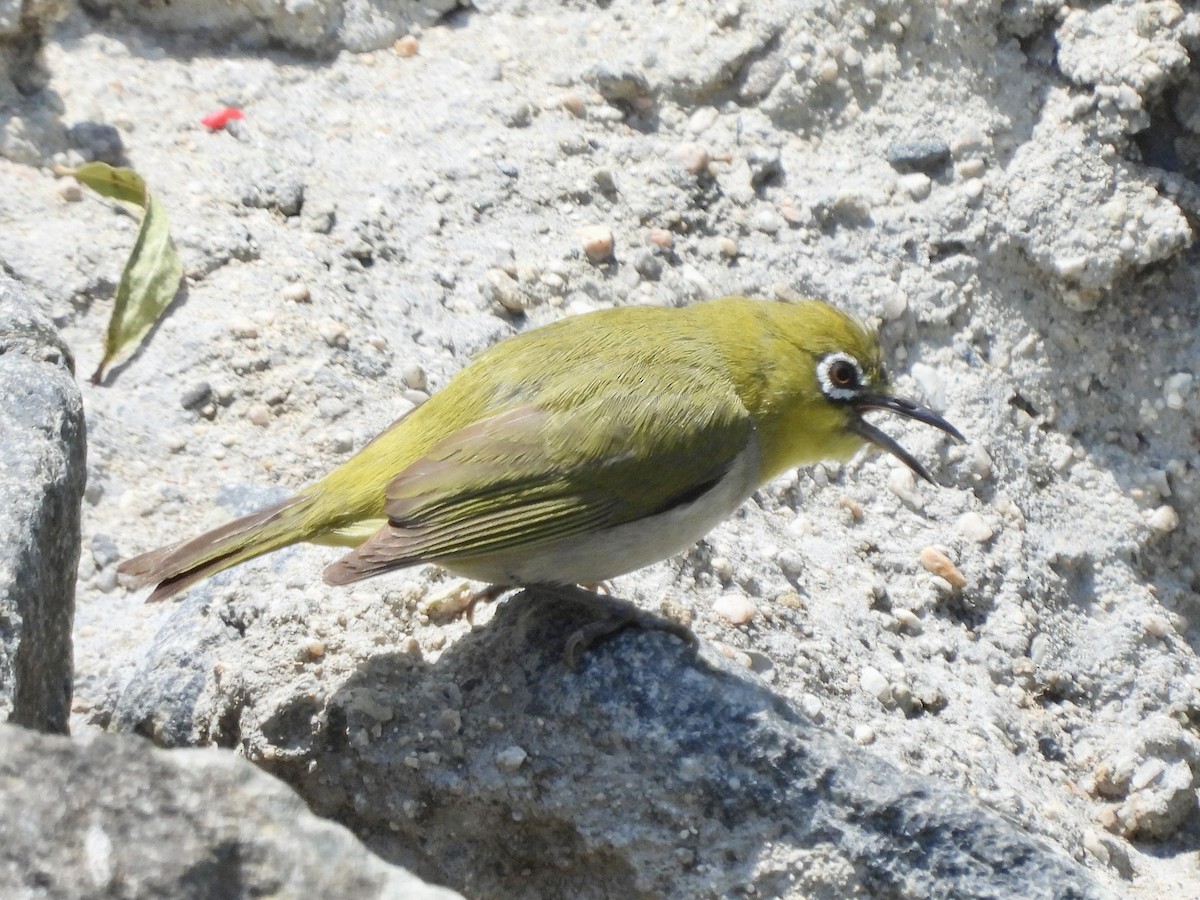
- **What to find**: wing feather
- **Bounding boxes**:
[324,365,755,585]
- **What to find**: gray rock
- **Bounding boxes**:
[66,120,125,165]
[0,723,464,899]
[98,0,463,55]
[115,588,1110,899]
[886,139,952,174]
[0,276,85,734]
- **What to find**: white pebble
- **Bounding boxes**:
[1147,505,1178,533]
[401,364,427,392]
[893,608,922,634]
[887,467,921,508]
[1163,372,1193,410]
[495,745,528,773]
[673,142,710,175]
[751,209,783,233]
[247,403,271,427]
[228,316,258,339]
[853,724,876,745]
[909,362,947,411]
[956,511,994,543]
[1143,615,1171,639]
[713,593,757,626]
[899,172,931,200]
[709,555,734,583]
[800,693,824,721]
[881,291,907,320]
[483,268,526,313]
[280,282,311,303]
[860,666,892,704]
[317,318,349,349]
[1130,758,1165,792]
[968,444,992,479]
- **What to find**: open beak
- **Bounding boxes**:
[849,394,966,484]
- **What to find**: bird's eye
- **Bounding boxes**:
[817,352,865,401]
[829,359,857,387]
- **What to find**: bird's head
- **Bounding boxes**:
[741,299,966,482]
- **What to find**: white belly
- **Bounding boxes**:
[439,442,761,586]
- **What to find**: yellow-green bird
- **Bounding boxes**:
[120,296,963,602]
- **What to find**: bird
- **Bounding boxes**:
[119,295,964,604]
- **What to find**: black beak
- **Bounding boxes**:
[849,394,966,484]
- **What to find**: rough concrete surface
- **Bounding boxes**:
[0,0,1197,897]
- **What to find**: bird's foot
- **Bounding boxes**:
[552,589,696,671]
[422,582,512,624]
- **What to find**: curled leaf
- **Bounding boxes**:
[63,162,183,384]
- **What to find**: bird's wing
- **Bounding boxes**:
[322,386,753,583]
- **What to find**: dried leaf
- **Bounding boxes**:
[65,162,183,384]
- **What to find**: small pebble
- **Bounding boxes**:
[713,593,757,626]
[317,319,349,349]
[880,291,907,320]
[393,34,419,57]
[578,225,614,262]
[1162,372,1193,410]
[304,639,326,660]
[280,282,311,303]
[716,237,738,258]
[401,364,427,392]
[247,403,271,427]
[1143,615,1171,639]
[893,608,922,634]
[1147,505,1178,533]
[860,666,892,704]
[886,138,951,173]
[909,362,947,411]
[646,228,674,250]
[886,466,921,507]
[633,250,662,281]
[957,158,986,178]
[919,547,967,588]
[751,209,783,233]
[95,567,119,593]
[898,172,931,200]
[228,316,258,339]
[801,693,824,721]
[673,142,710,175]
[180,382,213,411]
[956,511,994,543]
[496,746,528,773]
[402,389,429,407]
[686,106,719,134]
[484,268,526,313]
[557,91,586,117]
[709,555,734,583]
[318,398,349,420]
[853,724,876,745]
[57,181,82,202]
[329,430,354,453]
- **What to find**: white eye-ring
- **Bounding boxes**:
[817,352,865,401]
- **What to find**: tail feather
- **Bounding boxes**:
[118,493,316,603]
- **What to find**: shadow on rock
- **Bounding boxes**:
[248,586,1107,900]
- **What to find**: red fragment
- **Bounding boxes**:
[200,107,245,130]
